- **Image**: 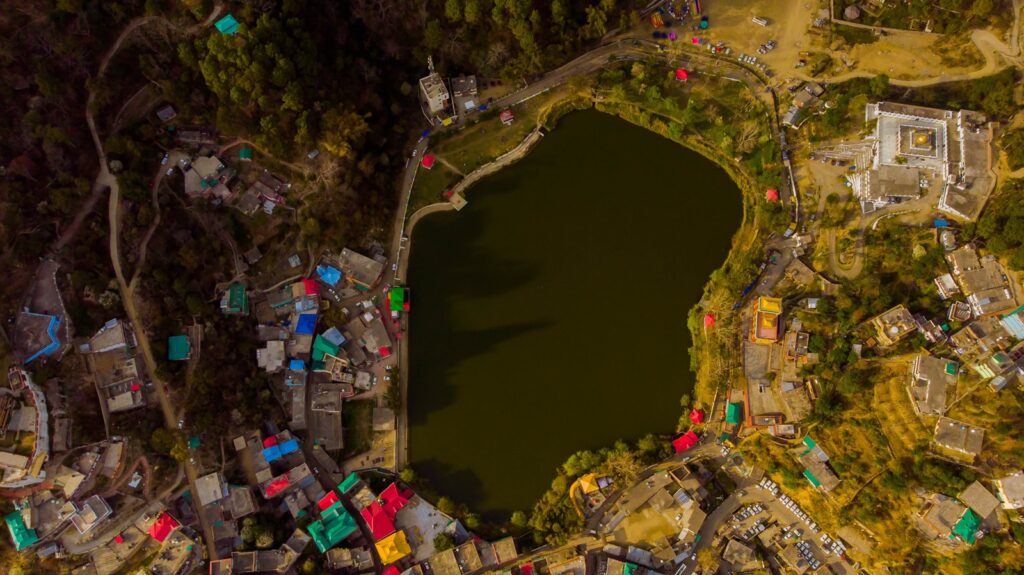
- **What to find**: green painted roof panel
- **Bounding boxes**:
[338,473,360,493]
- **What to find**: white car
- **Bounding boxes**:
[166,168,175,176]
[161,153,169,165]
[411,149,418,157]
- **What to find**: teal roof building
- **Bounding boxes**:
[307,497,358,552]
[168,335,191,361]
[6,511,38,551]
[214,14,240,35]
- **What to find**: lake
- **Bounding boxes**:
[407,109,742,515]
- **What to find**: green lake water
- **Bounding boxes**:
[407,109,742,515]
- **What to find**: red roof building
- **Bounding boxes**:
[360,502,396,540]
[766,188,780,202]
[265,477,290,497]
[500,109,515,125]
[703,313,715,328]
[689,409,705,425]
[383,567,401,575]
[421,155,435,169]
[318,490,340,511]
[303,278,320,296]
[671,431,700,453]
[378,483,413,517]
[148,512,180,543]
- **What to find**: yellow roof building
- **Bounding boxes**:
[578,473,601,495]
[750,296,783,344]
[376,530,412,564]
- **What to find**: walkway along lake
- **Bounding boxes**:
[407,109,743,515]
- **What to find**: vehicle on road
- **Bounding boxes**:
[161,153,169,165]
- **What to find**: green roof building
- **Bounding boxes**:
[951,509,980,544]
[239,146,253,161]
[389,287,408,312]
[726,402,743,425]
[5,511,38,551]
[168,335,191,361]
[214,14,240,35]
[307,499,358,553]
[311,335,341,370]
[220,282,249,316]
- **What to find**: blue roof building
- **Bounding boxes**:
[20,312,61,364]
[295,313,317,335]
[322,327,346,347]
[1001,305,1024,339]
[316,265,343,287]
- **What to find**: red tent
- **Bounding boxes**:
[383,567,401,575]
[671,431,700,453]
[114,534,124,544]
[675,69,689,81]
[262,436,278,448]
[302,278,320,296]
[766,188,780,202]
[379,347,391,358]
[689,409,705,424]
[692,37,700,45]
[520,564,535,575]
[703,313,715,328]
[421,155,435,169]
[148,512,180,542]
[130,382,141,391]
[361,502,397,540]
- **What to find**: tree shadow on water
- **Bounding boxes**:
[411,458,514,520]
[407,318,551,421]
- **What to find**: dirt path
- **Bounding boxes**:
[217,137,311,175]
[808,0,1022,87]
[100,455,154,500]
[827,226,864,279]
[85,5,223,560]
[433,155,465,176]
